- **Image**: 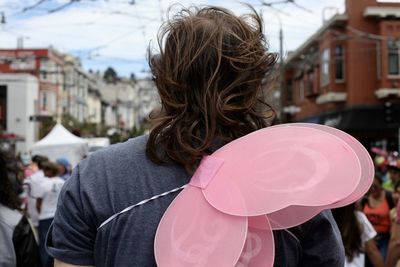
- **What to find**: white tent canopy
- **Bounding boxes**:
[31,123,89,167]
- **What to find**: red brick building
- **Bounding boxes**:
[0,48,65,117]
[283,0,400,150]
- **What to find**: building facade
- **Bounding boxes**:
[62,55,91,123]
[0,48,65,119]
[135,78,159,126]
[0,48,96,124]
[0,47,159,149]
[98,79,138,131]
[0,73,39,153]
[283,0,400,150]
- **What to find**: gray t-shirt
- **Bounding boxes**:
[46,135,345,267]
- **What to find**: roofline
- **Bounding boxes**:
[364,6,400,19]
[285,13,348,65]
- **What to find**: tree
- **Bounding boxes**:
[103,67,118,84]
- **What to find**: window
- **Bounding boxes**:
[40,59,49,80]
[320,48,330,86]
[388,40,400,76]
[307,70,314,95]
[299,78,305,101]
[41,91,47,112]
[286,80,293,102]
[335,45,345,81]
[0,86,7,131]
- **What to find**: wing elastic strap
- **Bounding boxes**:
[97,184,188,230]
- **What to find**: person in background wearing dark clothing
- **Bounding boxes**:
[0,150,42,267]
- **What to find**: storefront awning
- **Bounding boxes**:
[298,105,399,133]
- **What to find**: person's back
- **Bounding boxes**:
[46,5,345,267]
[47,136,190,266]
[24,155,49,228]
[24,169,46,227]
[0,204,41,267]
[37,176,64,222]
[47,135,343,266]
[0,203,22,267]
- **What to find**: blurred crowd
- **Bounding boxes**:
[0,151,71,267]
[3,146,400,266]
[332,149,400,267]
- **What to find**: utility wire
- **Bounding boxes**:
[288,0,313,13]
[48,0,79,13]
[260,0,291,16]
[260,0,312,13]
[21,0,48,13]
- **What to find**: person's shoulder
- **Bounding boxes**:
[306,210,336,226]
[0,204,23,229]
[53,177,65,184]
[68,134,188,205]
[355,210,373,227]
[84,135,148,165]
[289,210,337,239]
[30,171,44,181]
[39,178,52,187]
[355,210,366,219]
[75,135,151,184]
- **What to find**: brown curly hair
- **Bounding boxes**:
[146,5,277,173]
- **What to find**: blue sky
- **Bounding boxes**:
[0,0,345,78]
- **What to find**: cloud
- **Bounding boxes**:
[0,0,344,76]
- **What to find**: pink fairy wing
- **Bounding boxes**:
[202,125,361,216]
[154,185,248,267]
[268,123,374,229]
[268,205,323,230]
[293,123,374,206]
[236,215,275,267]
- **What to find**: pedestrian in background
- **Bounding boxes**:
[390,181,400,228]
[384,156,400,192]
[23,155,49,232]
[56,158,71,181]
[0,150,42,267]
[332,203,385,267]
[36,161,65,267]
[363,176,395,266]
[386,183,400,267]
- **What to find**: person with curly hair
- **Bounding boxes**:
[0,150,42,267]
[46,5,344,267]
